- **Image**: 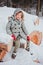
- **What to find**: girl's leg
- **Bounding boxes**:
[20,31,30,51]
[12,39,20,59]
[24,43,27,49]
[20,33,30,51]
[14,39,20,53]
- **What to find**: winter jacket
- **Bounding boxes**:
[6,8,28,40]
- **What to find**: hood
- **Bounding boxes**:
[13,8,22,17]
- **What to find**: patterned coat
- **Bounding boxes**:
[6,9,28,40]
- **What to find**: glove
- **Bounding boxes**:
[27,36,30,41]
[11,34,16,40]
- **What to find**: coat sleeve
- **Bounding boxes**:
[6,18,12,35]
[21,22,28,35]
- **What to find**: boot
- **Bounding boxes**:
[11,52,16,59]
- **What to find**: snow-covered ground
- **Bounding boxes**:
[0,6,43,65]
[0,48,42,65]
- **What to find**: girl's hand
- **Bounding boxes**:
[27,36,30,41]
[11,34,16,40]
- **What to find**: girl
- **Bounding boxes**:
[6,8,30,58]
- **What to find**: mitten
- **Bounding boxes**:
[27,36,30,41]
[11,34,16,40]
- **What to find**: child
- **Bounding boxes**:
[6,8,30,58]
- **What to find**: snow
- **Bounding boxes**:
[0,48,42,65]
[30,40,43,65]
[0,6,13,44]
[0,6,43,65]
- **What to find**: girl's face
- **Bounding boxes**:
[15,12,22,21]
